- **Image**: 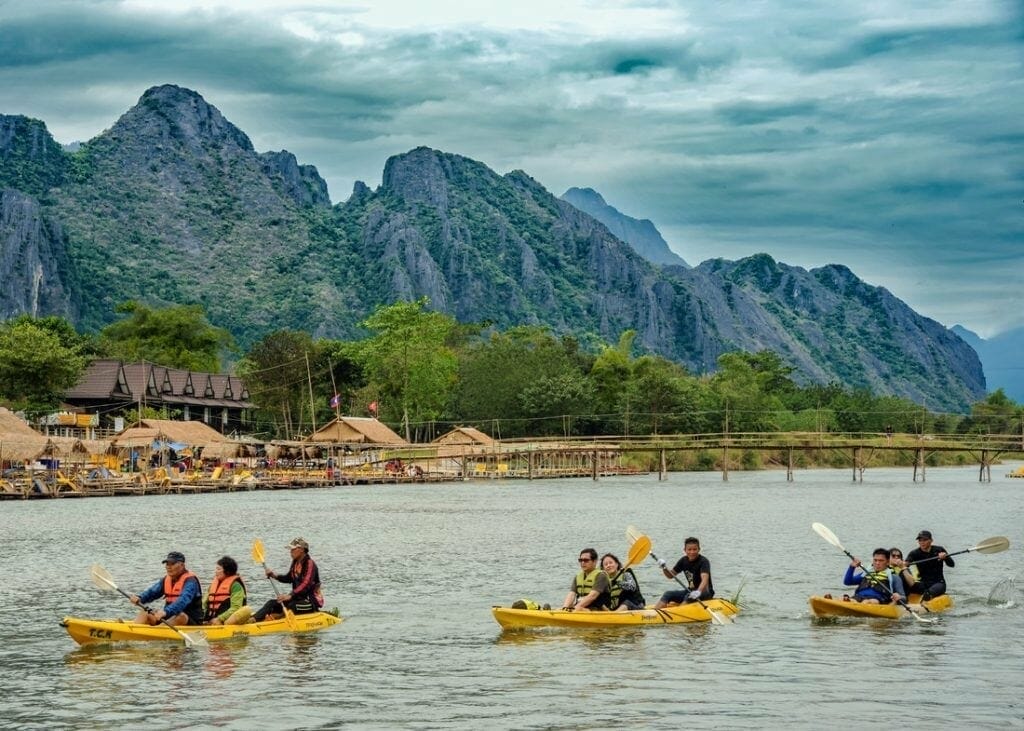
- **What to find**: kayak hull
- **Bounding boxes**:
[809,594,953,619]
[492,599,739,629]
[62,611,342,645]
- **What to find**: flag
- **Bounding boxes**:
[368,401,378,416]
[329,394,340,408]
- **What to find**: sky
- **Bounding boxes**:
[1,0,1021,337]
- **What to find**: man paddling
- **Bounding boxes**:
[654,537,714,609]
[250,538,324,621]
[843,548,905,604]
[904,530,954,599]
[130,551,204,626]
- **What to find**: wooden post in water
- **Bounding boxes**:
[787,447,794,482]
[659,449,667,481]
[853,446,864,483]
[979,450,991,482]
[527,449,533,480]
[722,445,729,482]
[592,449,599,481]
[913,448,926,482]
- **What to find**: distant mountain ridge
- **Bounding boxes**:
[560,187,688,268]
[952,325,1023,401]
[0,84,986,410]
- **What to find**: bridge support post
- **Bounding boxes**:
[592,450,599,481]
[853,447,864,483]
[659,449,667,481]
[787,448,794,482]
[979,450,991,482]
[528,450,533,480]
[722,445,729,482]
[913,448,926,482]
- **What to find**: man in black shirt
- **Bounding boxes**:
[905,530,954,599]
[654,536,714,608]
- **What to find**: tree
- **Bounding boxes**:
[237,330,317,439]
[589,331,636,433]
[453,326,589,437]
[99,301,235,372]
[356,299,458,441]
[0,318,87,417]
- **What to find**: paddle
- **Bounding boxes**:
[251,538,297,629]
[625,525,731,625]
[810,523,934,624]
[905,536,1009,566]
[90,564,207,646]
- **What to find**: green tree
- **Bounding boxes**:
[589,330,636,433]
[99,301,235,372]
[0,319,87,417]
[356,299,458,441]
[237,330,317,439]
[453,326,589,437]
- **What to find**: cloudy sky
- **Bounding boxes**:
[2,0,1021,336]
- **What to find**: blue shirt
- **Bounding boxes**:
[843,565,905,601]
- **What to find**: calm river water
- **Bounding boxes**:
[2,465,1022,730]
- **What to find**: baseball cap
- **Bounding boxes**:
[162,551,186,564]
[287,538,309,550]
[915,530,932,540]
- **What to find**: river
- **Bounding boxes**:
[2,464,1022,730]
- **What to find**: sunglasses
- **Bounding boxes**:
[578,557,593,563]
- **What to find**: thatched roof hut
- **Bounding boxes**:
[432,426,494,446]
[0,406,42,439]
[112,419,227,449]
[308,417,407,446]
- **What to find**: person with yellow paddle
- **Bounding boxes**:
[250,537,324,622]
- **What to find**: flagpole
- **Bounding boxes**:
[304,351,317,434]
[328,356,341,421]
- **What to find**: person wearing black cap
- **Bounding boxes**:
[130,551,204,626]
[250,537,324,621]
[904,530,954,600]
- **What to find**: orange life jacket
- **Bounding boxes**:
[205,574,246,620]
[163,570,200,603]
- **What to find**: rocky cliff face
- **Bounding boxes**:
[561,187,689,268]
[0,115,67,197]
[0,190,79,320]
[0,85,987,409]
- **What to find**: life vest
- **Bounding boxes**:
[858,568,895,595]
[204,574,246,620]
[609,568,645,609]
[162,570,203,621]
[574,568,605,596]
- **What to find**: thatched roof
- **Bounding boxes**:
[0,407,42,439]
[433,426,495,446]
[112,419,227,449]
[0,437,51,462]
[201,442,255,460]
[308,417,407,445]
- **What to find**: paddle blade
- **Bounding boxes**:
[180,629,209,647]
[973,536,1010,554]
[626,525,644,545]
[90,564,119,592]
[708,608,733,625]
[626,536,652,568]
[251,538,266,565]
[812,522,845,552]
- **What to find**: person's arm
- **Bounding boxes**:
[843,564,861,587]
[890,572,905,603]
[659,557,681,579]
[133,577,164,606]
[162,577,200,619]
[561,588,578,609]
[216,582,246,622]
[695,564,711,596]
[939,547,955,568]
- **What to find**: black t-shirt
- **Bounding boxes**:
[671,554,714,598]
[906,545,953,585]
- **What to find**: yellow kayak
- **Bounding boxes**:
[62,611,342,645]
[809,594,953,619]
[492,599,740,629]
